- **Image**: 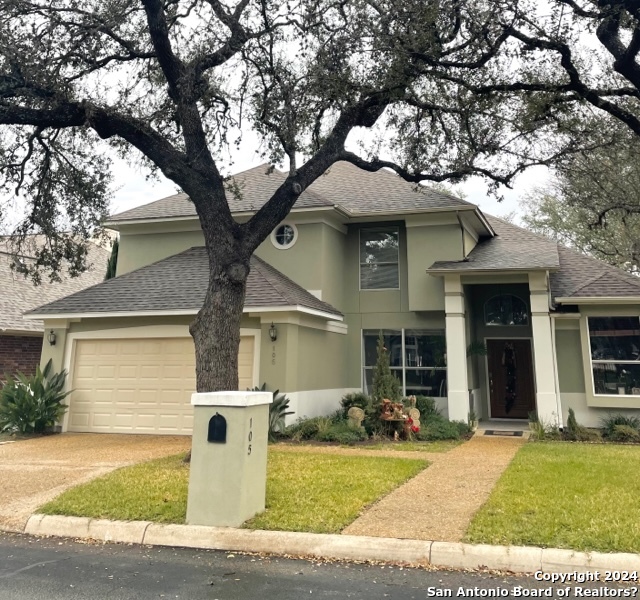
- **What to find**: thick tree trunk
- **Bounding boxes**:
[189,257,249,393]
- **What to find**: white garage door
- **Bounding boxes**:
[67,336,255,434]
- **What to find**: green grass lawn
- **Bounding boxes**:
[40,450,427,533]
[363,440,461,453]
[465,442,640,553]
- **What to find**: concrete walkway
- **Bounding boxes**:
[0,433,191,532]
[342,434,526,542]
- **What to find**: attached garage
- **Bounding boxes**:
[67,336,255,434]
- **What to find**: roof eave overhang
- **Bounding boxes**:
[0,327,43,336]
[105,205,344,229]
[25,305,343,322]
[427,266,557,276]
[554,296,640,305]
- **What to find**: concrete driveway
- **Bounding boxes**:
[0,433,191,532]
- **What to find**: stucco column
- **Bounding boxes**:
[444,275,469,422]
[529,272,561,426]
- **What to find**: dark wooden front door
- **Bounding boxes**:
[487,339,536,419]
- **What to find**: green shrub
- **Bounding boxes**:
[340,392,371,418]
[610,425,640,443]
[316,421,368,445]
[453,420,472,436]
[601,413,640,439]
[565,408,590,441]
[416,418,461,441]
[285,416,332,441]
[408,396,440,419]
[0,359,70,434]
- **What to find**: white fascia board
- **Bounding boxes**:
[26,305,343,322]
[427,267,557,276]
[555,296,640,305]
[247,305,344,321]
[345,205,477,220]
[105,206,341,229]
[0,328,44,336]
[24,309,198,320]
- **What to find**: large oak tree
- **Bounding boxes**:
[0,0,584,392]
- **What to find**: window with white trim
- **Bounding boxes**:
[362,329,447,397]
[588,316,640,396]
[271,223,298,249]
[359,227,399,289]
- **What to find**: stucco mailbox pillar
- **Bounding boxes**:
[186,391,272,527]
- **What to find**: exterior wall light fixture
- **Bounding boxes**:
[269,323,278,342]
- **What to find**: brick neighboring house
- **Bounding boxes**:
[0,237,110,378]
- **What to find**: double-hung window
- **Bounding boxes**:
[359,227,399,290]
[588,316,640,396]
[362,329,447,397]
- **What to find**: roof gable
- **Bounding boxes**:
[108,162,475,223]
[0,239,110,333]
[551,246,640,299]
[429,215,560,272]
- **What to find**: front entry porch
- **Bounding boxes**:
[443,273,561,426]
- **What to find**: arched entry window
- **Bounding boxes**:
[484,295,529,326]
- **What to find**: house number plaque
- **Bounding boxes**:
[248,417,253,455]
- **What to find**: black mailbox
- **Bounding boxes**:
[207,413,227,443]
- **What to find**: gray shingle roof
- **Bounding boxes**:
[429,215,640,301]
[429,215,560,272]
[0,240,110,333]
[26,247,342,318]
[551,246,640,299]
[308,161,473,214]
[108,162,473,223]
[109,164,332,222]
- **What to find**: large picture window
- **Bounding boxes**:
[362,329,447,397]
[359,227,400,290]
[588,316,640,396]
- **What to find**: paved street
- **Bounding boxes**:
[0,532,527,599]
[0,533,634,600]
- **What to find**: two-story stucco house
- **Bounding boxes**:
[26,162,640,434]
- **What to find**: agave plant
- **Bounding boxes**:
[0,359,71,434]
[250,383,294,441]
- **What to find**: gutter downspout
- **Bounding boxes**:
[456,211,466,258]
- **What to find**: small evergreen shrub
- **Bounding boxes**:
[610,425,640,443]
[564,408,593,441]
[416,418,461,441]
[371,332,401,403]
[340,392,371,418]
[316,421,368,445]
[410,396,440,419]
[601,413,640,439]
[0,359,70,434]
[285,416,332,441]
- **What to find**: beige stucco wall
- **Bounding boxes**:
[117,229,205,276]
[406,223,462,311]
[555,322,585,394]
[41,315,260,376]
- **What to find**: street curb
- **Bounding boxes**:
[14,514,640,574]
